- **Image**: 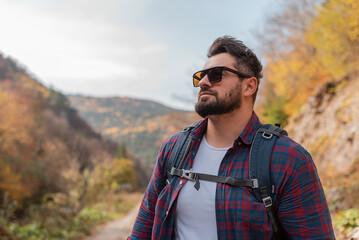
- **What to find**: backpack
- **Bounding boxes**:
[166,122,288,240]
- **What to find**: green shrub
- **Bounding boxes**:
[259,90,288,126]
[334,208,359,234]
[8,222,48,240]
[75,207,108,225]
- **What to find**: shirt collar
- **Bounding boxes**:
[190,111,262,145]
[237,111,262,145]
[190,118,208,140]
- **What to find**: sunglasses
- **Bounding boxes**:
[193,66,251,87]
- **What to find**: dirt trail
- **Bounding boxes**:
[84,203,140,240]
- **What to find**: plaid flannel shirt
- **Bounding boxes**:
[129,112,335,240]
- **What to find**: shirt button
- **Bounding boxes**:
[179,180,183,185]
[166,211,169,216]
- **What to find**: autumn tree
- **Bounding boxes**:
[0,87,35,154]
[0,54,119,209]
[0,86,37,205]
[258,0,330,119]
[258,0,359,121]
[306,0,359,78]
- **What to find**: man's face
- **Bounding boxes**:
[195,53,242,118]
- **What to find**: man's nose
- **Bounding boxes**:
[198,74,213,88]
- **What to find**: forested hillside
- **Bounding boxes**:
[0,54,141,239]
[257,0,359,238]
[68,95,199,166]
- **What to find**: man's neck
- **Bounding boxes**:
[205,108,252,148]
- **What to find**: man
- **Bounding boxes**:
[129,36,335,239]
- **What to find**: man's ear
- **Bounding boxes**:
[242,77,258,97]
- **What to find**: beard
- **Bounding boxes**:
[195,83,242,118]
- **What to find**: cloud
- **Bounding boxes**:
[0,0,282,110]
[0,0,169,89]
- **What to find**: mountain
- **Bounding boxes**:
[68,95,200,166]
[0,53,140,206]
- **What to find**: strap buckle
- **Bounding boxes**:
[262,132,273,139]
[180,169,197,181]
[251,179,259,188]
[263,196,273,208]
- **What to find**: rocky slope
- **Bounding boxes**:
[286,73,359,176]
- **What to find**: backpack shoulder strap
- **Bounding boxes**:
[249,123,288,239]
[249,124,287,200]
[166,121,200,184]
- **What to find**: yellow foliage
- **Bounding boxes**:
[306,0,359,78]
[0,88,35,153]
[112,158,136,187]
[0,165,31,202]
[105,127,120,135]
[85,157,136,202]
[120,126,146,135]
[17,73,49,98]
[265,44,330,116]
[262,0,358,118]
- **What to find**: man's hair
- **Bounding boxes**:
[207,36,263,103]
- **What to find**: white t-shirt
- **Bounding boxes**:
[174,136,229,240]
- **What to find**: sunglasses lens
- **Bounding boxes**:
[208,68,223,83]
[193,71,205,87]
[192,67,224,87]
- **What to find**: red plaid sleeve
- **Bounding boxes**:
[275,138,335,239]
[128,134,178,240]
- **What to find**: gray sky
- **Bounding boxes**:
[0,0,282,110]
